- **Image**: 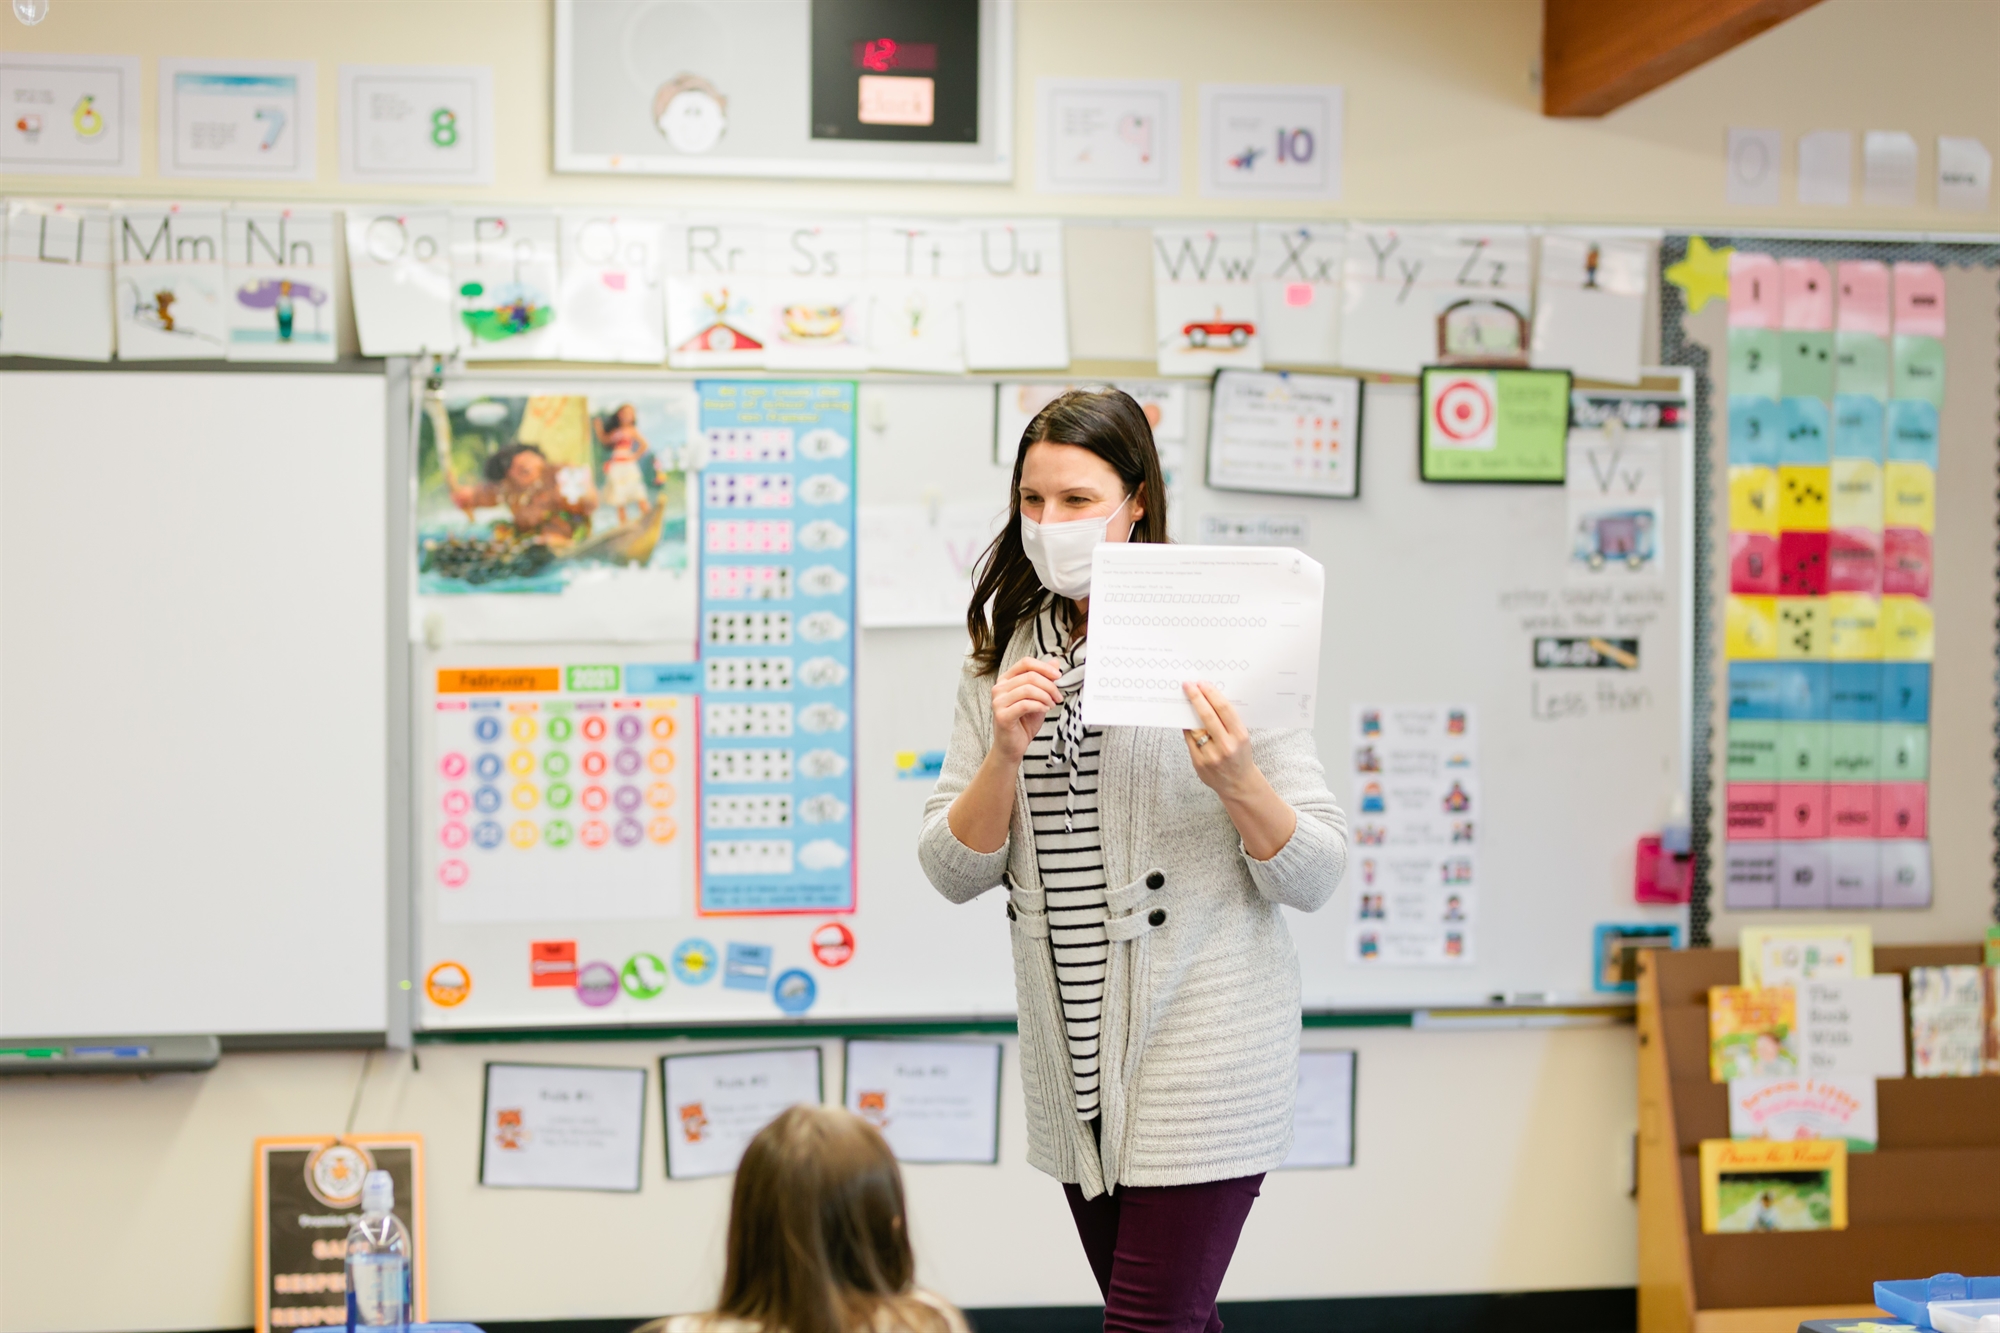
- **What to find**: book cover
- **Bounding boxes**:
[1796,975,1907,1079]
[1909,965,1986,1078]
[1727,1075,1878,1151]
[1739,925,1873,988]
[1986,966,1999,1075]
[1710,985,1799,1082]
[1698,1138,1847,1233]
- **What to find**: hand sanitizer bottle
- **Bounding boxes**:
[344,1170,410,1333]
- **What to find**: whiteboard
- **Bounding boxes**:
[0,371,388,1038]
[412,375,1687,1030]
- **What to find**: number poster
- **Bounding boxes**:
[695,381,859,915]
[1721,256,1937,909]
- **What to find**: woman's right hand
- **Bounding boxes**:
[989,658,1063,765]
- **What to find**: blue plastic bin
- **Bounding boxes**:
[1875,1276,2000,1330]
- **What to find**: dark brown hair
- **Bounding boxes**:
[638,1106,950,1333]
[966,388,1169,674]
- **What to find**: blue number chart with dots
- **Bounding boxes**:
[428,663,698,924]
[695,381,858,914]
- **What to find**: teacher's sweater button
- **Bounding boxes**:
[1148,909,1167,927]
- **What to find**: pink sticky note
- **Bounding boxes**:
[1836,261,1891,335]
[1781,259,1833,331]
[1729,252,1782,329]
[1892,262,1946,338]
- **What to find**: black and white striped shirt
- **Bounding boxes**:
[1023,612,1109,1119]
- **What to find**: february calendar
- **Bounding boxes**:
[427,663,698,923]
[695,380,859,915]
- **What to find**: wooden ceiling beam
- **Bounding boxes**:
[1543,0,1825,118]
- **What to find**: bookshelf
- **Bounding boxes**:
[1636,945,2000,1333]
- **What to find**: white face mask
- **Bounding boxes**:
[1019,494,1134,599]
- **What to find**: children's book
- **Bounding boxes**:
[1710,985,1799,1082]
[1909,965,1986,1078]
[1727,1075,1878,1151]
[1986,966,2000,1075]
[1795,975,1907,1078]
[1740,925,1873,988]
[1698,1138,1847,1233]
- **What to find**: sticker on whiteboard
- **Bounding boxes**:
[576,960,620,1007]
[621,952,668,999]
[723,942,773,991]
[672,938,718,985]
[773,968,818,1014]
[426,961,472,1007]
[811,922,856,967]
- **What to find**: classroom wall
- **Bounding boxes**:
[3,3,1997,1330]
[0,1025,1639,1332]
[5,0,1999,229]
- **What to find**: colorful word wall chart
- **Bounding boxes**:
[1348,703,1479,965]
[1723,256,1938,909]
[428,662,697,924]
[695,381,858,914]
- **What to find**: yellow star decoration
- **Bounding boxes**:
[1666,235,1734,313]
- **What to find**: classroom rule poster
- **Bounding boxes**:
[1348,704,1479,966]
[414,384,698,643]
[695,380,859,916]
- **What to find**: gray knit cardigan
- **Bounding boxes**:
[918,627,1349,1198]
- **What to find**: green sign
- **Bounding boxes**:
[566,664,620,692]
[1419,366,1572,483]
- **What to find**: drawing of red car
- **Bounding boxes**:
[1183,315,1255,348]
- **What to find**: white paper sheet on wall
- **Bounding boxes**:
[1279,1049,1356,1169]
[1034,78,1181,196]
[1797,130,1854,206]
[479,1063,646,1191]
[1206,369,1362,499]
[1197,83,1343,201]
[866,218,968,374]
[1862,130,1919,207]
[1530,233,1648,385]
[110,203,226,360]
[858,501,1006,628]
[0,52,142,177]
[0,200,115,361]
[557,212,666,364]
[1937,136,1993,212]
[338,63,495,188]
[1726,128,1783,207]
[963,219,1069,370]
[222,207,338,363]
[843,1040,1003,1164]
[666,215,767,370]
[1347,703,1479,967]
[1152,225,1263,377]
[345,206,455,356]
[1339,224,1532,375]
[452,209,563,361]
[764,219,870,371]
[1254,222,1343,367]
[662,1047,823,1180]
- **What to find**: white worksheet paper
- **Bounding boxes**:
[844,1040,1003,1164]
[1280,1049,1357,1168]
[662,1047,823,1180]
[1081,544,1324,730]
[480,1063,646,1191]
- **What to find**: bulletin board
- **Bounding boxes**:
[1659,234,2000,948]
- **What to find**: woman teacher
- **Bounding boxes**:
[918,389,1348,1333]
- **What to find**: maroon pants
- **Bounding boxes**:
[1063,1172,1264,1333]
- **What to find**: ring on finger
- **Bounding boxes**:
[1191,730,1212,748]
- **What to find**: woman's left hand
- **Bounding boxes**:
[1182,680,1299,861]
[1182,681,1260,799]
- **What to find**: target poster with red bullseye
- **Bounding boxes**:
[426,661,697,925]
[1419,366,1571,484]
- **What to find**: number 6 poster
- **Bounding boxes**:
[1198,84,1343,200]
